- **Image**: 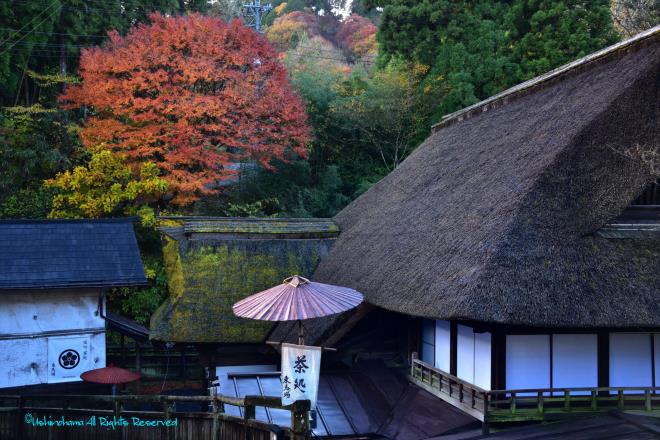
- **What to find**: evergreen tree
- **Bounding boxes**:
[377,0,619,119]
[507,0,618,80]
[0,0,188,106]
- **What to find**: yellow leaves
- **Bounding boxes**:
[274,2,287,15]
[45,147,168,226]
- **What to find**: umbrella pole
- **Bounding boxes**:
[298,320,304,345]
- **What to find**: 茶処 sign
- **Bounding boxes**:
[281,343,321,407]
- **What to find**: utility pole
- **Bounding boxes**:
[242,0,272,32]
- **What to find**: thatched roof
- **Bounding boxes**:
[150,217,338,343]
[314,28,660,328]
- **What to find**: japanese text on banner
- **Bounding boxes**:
[281,343,321,407]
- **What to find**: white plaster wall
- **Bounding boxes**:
[552,334,597,394]
[610,333,653,389]
[506,335,550,393]
[0,338,48,388]
[473,332,491,390]
[456,324,491,390]
[456,325,474,383]
[0,289,106,389]
[0,332,105,388]
[434,320,451,373]
[0,289,103,335]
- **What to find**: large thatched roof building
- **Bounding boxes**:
[315,28,659,329]
[312,27,660,400]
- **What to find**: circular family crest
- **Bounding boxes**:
[58,349,80,369]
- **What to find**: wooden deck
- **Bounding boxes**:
[409,357,660,432]
[0,393,310,440]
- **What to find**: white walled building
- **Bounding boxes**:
[0,219,146,390]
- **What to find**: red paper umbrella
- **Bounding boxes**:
[232,275,363,321]
[80,363,141,384]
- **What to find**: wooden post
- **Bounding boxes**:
[244,403,256,421]
[211,400,222,440]
[243,403,255,440]
[135,341,141,394]
[113,398,123,440]
[590,389,597,411]
[290,400,310,440]
[481,393,490,435]
[164,400,175,440]
[63,398,70,440]
[17,396,24,440]
[411,352,418,378]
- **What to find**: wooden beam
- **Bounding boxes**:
[597,331,609,389]
[450,321,458,376]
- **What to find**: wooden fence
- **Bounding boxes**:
[0,394,310,440]
[409,355,660,433]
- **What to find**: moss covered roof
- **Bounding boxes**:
[150,218,337,343]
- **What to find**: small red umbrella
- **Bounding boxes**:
[81,363,141,390]
[233,275,363,344]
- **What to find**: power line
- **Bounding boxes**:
[0,28,108,38]
[0,3,64,58]
[0,0,61,47]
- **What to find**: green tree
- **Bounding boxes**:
[376,0,618,119]
[0,0,194,106]
[507,0,618,79]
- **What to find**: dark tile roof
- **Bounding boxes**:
[0,218,146,289]
[105,311,150,342]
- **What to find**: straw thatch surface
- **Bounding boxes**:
[314,31,660,328]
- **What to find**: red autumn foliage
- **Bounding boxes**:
[61,13,312,205]
[336,14,378,60]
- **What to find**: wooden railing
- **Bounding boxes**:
[486,386,660,422]
[409,353,489,421]
[409,355,660,433]
[0,394,310,440]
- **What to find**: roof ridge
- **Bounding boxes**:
[432,25,660,132]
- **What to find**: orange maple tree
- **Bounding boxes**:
[61,13,312,205]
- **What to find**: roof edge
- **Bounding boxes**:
[432,25,660,132]
[0,279,148,290]
[0,217,139,224]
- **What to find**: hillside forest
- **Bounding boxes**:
[1,0,658,323]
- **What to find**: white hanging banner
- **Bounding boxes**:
[281,343,321,407]
[47,335,92,384]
